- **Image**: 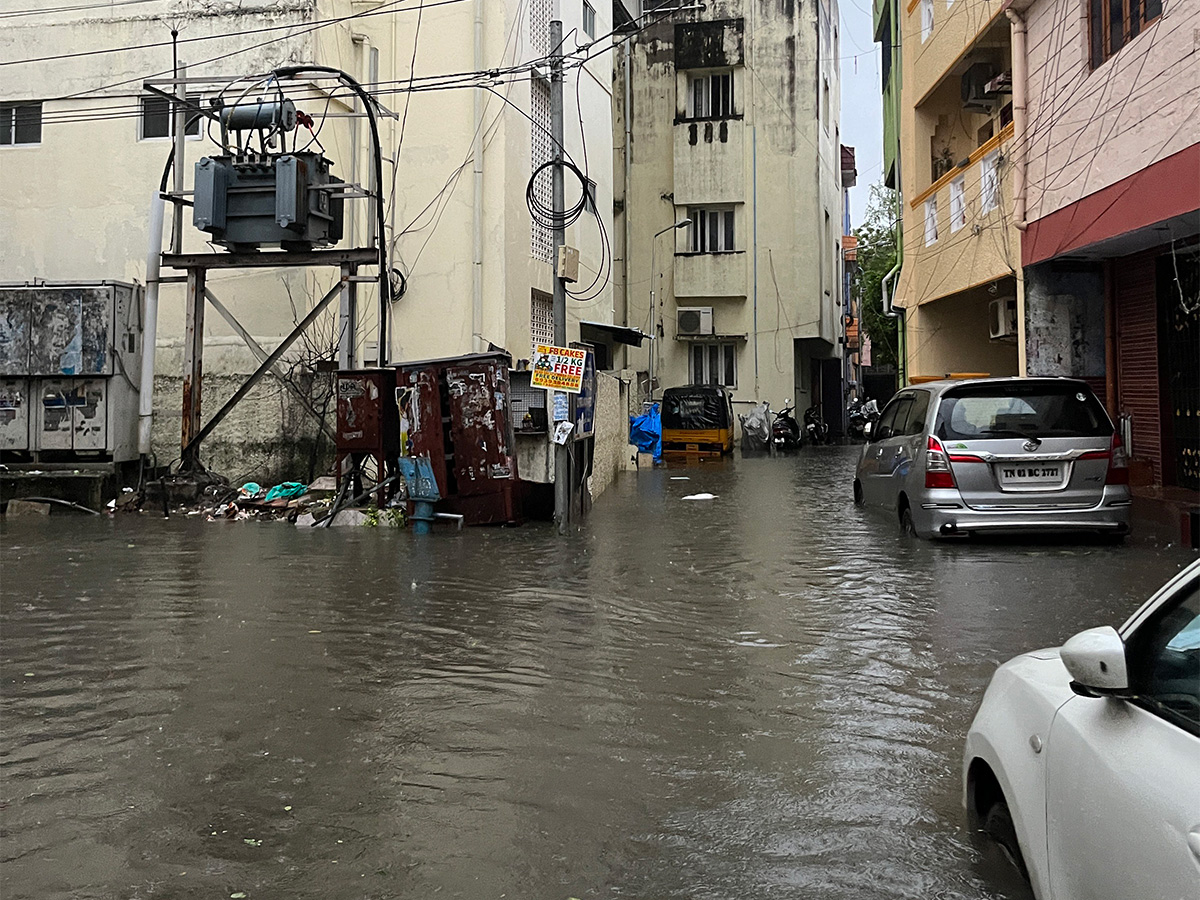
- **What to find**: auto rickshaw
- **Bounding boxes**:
[660,384,736,459]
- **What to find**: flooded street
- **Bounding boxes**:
[3,446,1195,900]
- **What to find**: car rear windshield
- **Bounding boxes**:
[934,382,1113,441]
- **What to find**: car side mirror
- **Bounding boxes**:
[1060,626,1129,696]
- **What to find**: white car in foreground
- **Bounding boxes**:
[964,559,1200,899]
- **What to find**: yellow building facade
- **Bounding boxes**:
[892,0,1023,381]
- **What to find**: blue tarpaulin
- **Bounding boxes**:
[629,403,662,463]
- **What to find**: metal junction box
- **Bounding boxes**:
[0,282,143,462]
[194,152,345,251]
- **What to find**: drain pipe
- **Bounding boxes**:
[137,190,165,458]
[472,0,485,351]
[1005,7,1028,231]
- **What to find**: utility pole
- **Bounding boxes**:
[550,14,570,533]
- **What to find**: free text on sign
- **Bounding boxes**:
[531,344,587,394]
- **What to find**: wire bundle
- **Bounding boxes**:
[525,157,590,230]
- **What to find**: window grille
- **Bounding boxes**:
[0,101,42,146]
[980,151,999,215]
[687,71,733,119]
[687,207,735,253]
[140,94,202,140]
[921,0,933,42]
[531,289,554,348]
[924,198,939,246]
[690,342,737,388]
[530,75,554,261]
[949,177,966,232]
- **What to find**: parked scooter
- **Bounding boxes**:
[846,397,879,441]
[803,405,830,445]
[739,401,772,453]
[771,402,802,453]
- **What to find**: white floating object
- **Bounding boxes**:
[670,476,690,480]
[681,493,717,501]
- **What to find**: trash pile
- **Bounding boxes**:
[105,475,410,528]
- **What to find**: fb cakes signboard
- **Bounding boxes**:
[530,344,587,393]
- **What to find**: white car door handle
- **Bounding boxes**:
[1188,828,1200,861]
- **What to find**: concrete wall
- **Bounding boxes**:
[1023,263,1105,378]
[0,0,618,492]
[589,370,632,501]
[1020,0,1200,225]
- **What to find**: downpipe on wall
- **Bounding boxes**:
[137,190,165,458]
[472,0,485,351]
[1005,7,1028,232]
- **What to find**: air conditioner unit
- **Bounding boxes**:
[961,62,996,112]
[677,307,714,336]
[989,296,1018,340]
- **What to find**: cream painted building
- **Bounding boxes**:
[891,0,1023,381]
[613,0,845,418]
[0,0,624,483]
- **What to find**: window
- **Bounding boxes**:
[0,101,42,146]
[687,207,735,253]
[1090,0,1162,69]
[934,382,1112,441]
[980,151,999,215]
[874,397,911,441]
[582,0,595,38]
[686,70,734,119]
[1125,579,1199,736]
[920,0,934,42]
[949,177,966,232]
[690,342,737,388]
[898,390,931,435]
[530,74,553,261]
[821,78,830,131]
[531,289,554,347]
[140,94,201,140]
[924,198,939,247]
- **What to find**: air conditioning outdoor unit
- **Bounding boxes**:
[989,296,1018,340]
[677,307,714,336]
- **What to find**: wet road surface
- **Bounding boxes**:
[3,446,1195,899]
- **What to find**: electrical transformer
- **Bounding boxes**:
[0,282,143,463]
[193,152,345,251]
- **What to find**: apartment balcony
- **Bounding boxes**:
[908,0,1008,96]
[673,251,748,300]
[903,123,1018,305]
[673,117,745,206]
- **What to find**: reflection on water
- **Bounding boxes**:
[2,447,1192,899]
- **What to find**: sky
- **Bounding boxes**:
[839,0,885,227]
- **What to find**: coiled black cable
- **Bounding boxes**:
[525,158,590,230]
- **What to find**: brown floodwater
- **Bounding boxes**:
[2,446,1194,899]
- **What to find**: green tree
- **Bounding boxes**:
[853,183,900,369]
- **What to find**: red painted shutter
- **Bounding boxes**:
[1115,252,1162,484]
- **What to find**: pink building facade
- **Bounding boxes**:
[1009,0,1199,514]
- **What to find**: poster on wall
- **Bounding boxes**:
[531,344,587,393]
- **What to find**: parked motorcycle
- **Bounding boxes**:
[846,397,879,441]
[803,405,830,445]
[739,401,772,453]
[771,402,802,453]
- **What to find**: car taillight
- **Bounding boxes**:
[926,436,957,489]
[1106,433,1128,485]
[1079,434,1129,485]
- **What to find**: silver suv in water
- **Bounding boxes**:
[853,377,1132,539]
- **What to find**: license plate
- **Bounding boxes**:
[996,463,1062,486]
